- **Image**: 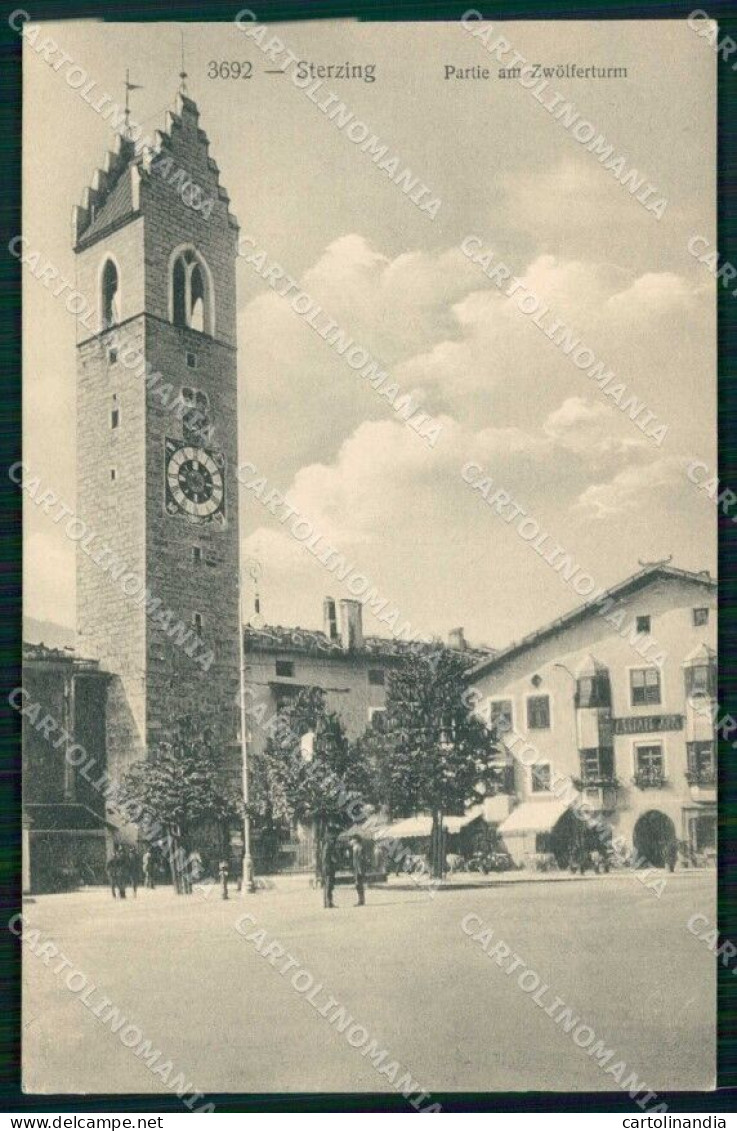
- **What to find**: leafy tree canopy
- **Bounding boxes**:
[118,714,244,838]
[364,650,497,819]
[253,687,376,831]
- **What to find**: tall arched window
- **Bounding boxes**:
[190,265,205,332]
[101,258,119,330]
[170,247,214,336]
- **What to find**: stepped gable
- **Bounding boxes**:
[72,133,139,250]
[72,93,238,250]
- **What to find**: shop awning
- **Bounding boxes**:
[387,816,434,838]
[371,811,484,838]
[444,807,484,834]
[343,808,489,841]
[498,799,571,835]
[339,820,394,842]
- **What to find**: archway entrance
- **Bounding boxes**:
[633,810,676,868]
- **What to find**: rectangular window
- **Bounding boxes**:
[527,695,550,730]
[276,660,294,678]
[630,667,661,706]
[580,747,615,783]
[693,607,709,627]
[192,547,202,563]
[487,755,514,796]
[369,707,386,732]
[368,668,385,686]
[108,348,118,365]
[186,352,197,369]
[274,685,302,714]
[111,408,119,429]
[687,741,715,785]
[576,674,611,709]
[192,612,203,637]
[110,468,117,482]
[531,763,551,792]
[685,662,716,699]
[634,744,664,787]
[489,699,513,736]
[636,615,651,634]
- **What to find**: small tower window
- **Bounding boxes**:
[110,467,117,482]
[170,247,214,335]
[111,408,119,429]
[101,258,119,330]
[108,348,118,365]
[192,612,203,637]
[192,547,202,563]
[186,352,197,369]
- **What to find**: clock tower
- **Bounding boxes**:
[73,93,241,783]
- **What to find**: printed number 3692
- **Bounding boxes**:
[208,61,253,79]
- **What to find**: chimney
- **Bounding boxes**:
[323,597,338,642]
[339,599,364,651]
[448,627,467,651]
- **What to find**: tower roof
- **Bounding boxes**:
[73,92,238,250]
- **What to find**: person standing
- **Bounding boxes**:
[351,835,365,907]
[218,859,229,900]
[142,847,155,889]
[189,849,203,884]
[126,846,140,897]
[106,849,119,899]
[321,833,336,909]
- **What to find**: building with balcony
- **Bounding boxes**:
[464,563,717,869]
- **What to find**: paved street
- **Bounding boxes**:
[21,872,715,1097]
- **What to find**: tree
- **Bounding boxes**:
[253,687,376,876]
[117,715,244,894]
[362,649,498,878]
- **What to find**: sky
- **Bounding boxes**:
[23,18,717,651]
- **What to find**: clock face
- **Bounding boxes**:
[164,439,225,525]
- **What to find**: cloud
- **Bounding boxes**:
[604,272,697,324]
[244,397,665,578]
[574,457,686,519]
[542,396,651,468]
[238,234,479,483]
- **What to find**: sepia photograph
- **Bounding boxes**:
[13,9,723,1112]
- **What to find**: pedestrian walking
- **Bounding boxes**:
[351,834,365,907]
[321,832,336,909]
[107,845,127,899]
[666,839,678,873]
